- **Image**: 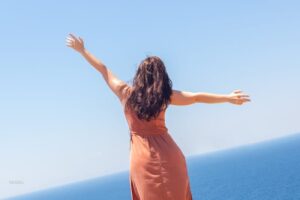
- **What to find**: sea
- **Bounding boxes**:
[7,132,300,200]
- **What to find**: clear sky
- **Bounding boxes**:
[1,0,300,198]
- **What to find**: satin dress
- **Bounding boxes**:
[120,85,193,200]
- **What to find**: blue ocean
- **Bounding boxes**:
[8,133,300,200]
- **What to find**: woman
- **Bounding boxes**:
[66,33,251,200]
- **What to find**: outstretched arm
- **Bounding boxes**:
[170,89,251,106]
[66,33,127,100]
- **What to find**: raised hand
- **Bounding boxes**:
[227,89,251,105]
[66,33,85,53]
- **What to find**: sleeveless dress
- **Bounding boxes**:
[119,84,193,200]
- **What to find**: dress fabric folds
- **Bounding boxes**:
[120,85,193,200]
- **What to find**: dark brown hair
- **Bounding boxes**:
[125,56,173,121]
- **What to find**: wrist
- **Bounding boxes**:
[79,48,86,55]
[222,94,230,103]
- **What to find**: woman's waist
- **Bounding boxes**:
[130,128,168,136]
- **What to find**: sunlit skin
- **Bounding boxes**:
[66,33,251,106]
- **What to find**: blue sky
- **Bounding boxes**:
[1,0,300,198]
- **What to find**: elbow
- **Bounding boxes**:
[193,95,198,104]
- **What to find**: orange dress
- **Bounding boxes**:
[120,85,193,200]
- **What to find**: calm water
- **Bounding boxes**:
[8,133,300,200]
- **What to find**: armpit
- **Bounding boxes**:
[118,83,132,102]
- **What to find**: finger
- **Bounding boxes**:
[238,94,250,98]
[66,40,73,45]
[66,41,73,46]
[66,40,72,45]
[234,89,243,94]
[239,96,250,100]
[66,40,74,45]
[66,37,74,42]
[65,40,73,44]
[238,98,248,103]
[242,98,251,102]
[65,39,73,44]
[69,33,78,41]
[78,37,84,44]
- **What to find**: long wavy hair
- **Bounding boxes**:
[125,56,173,121]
